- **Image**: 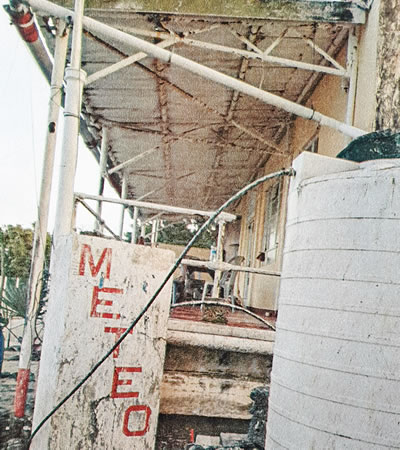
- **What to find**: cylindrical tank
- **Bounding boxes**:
[266,159,400,449]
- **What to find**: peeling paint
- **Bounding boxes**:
[31,234,175,449]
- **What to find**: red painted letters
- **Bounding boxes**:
[122,405,152,437]
[80,242,152,438]
[91,286,122,320]
[104,327,133,358]
[111,367,142,398]
[79,244,112,279]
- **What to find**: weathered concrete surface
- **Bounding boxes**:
[160,372,261,419]
[160,341,273,420]
[31,234,174,449]
[376,0,400,131]
[167,318,274,355]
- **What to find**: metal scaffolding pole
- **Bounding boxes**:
[75,192,237,222]
[14,20,69,418]
[151,219,158,246]
[130,206,139,243]
[94,127,109,232]
[211,221,226,298]
[52,0,86,241]
[118,174,127,238]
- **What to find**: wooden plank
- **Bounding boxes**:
[181,258,281,277]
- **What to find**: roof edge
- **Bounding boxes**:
[50,0,367,24]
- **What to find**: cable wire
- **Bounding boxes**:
[28,167,295,443]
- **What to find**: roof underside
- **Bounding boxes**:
[35,2,362,219]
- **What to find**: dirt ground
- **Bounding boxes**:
[0,348,38,450]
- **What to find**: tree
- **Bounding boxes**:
[0,225,51,323]
[125,219,217,248]
[158,219,217,248]
[0,224,51,278]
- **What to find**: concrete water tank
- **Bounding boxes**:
[266,153,400,449]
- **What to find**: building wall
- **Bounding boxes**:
[374,0,400,130]
[354,0,380,131]
[235,8,380,311]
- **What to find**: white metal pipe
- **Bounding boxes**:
[53,0,86,240]
[143,212,164,226]
[69,0,84,69]
[232,31,263,55]
[77,198,120,239]
[262,29,288,56]
[75,192,237,222]
[27,19,69,317]
[181,37,346,77]
[151,220,157,246]
[302,36,346,72]
[131,206,138,243]
[86,37,177,85]
[108,144,159,175]
[119,174,127,238]
[211,221,225,298]
[125,26,343,76]
[95,126,108,232]
[155,219,161,244]
[27,0,366,139]
[15,19,69,418]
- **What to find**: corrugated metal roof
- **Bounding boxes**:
[37,7,353,218]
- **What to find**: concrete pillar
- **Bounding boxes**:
[31,234,174,449]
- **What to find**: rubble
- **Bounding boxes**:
[0,349,38,450]
[186,386,269,450]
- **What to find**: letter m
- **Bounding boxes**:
[79,244,112,279]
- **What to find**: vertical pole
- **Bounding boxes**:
[0,241,5,305]
[131,206,139,243]
[151,220,157,246]
[119,175,127,238]
[95,127,109,233]
[14,20,69,418]
[53,0,86,242]
[345,27,359,140]
[211,220,226,298]
[155,219,161,244]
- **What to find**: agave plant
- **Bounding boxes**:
[0,278,28,320]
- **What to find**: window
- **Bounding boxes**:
[262,180,282,264]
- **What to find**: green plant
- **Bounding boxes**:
[0,278,28,320]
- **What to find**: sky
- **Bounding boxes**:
[0,9,123,234]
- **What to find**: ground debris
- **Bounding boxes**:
[0,350,38,450]
[186,386,269,450]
